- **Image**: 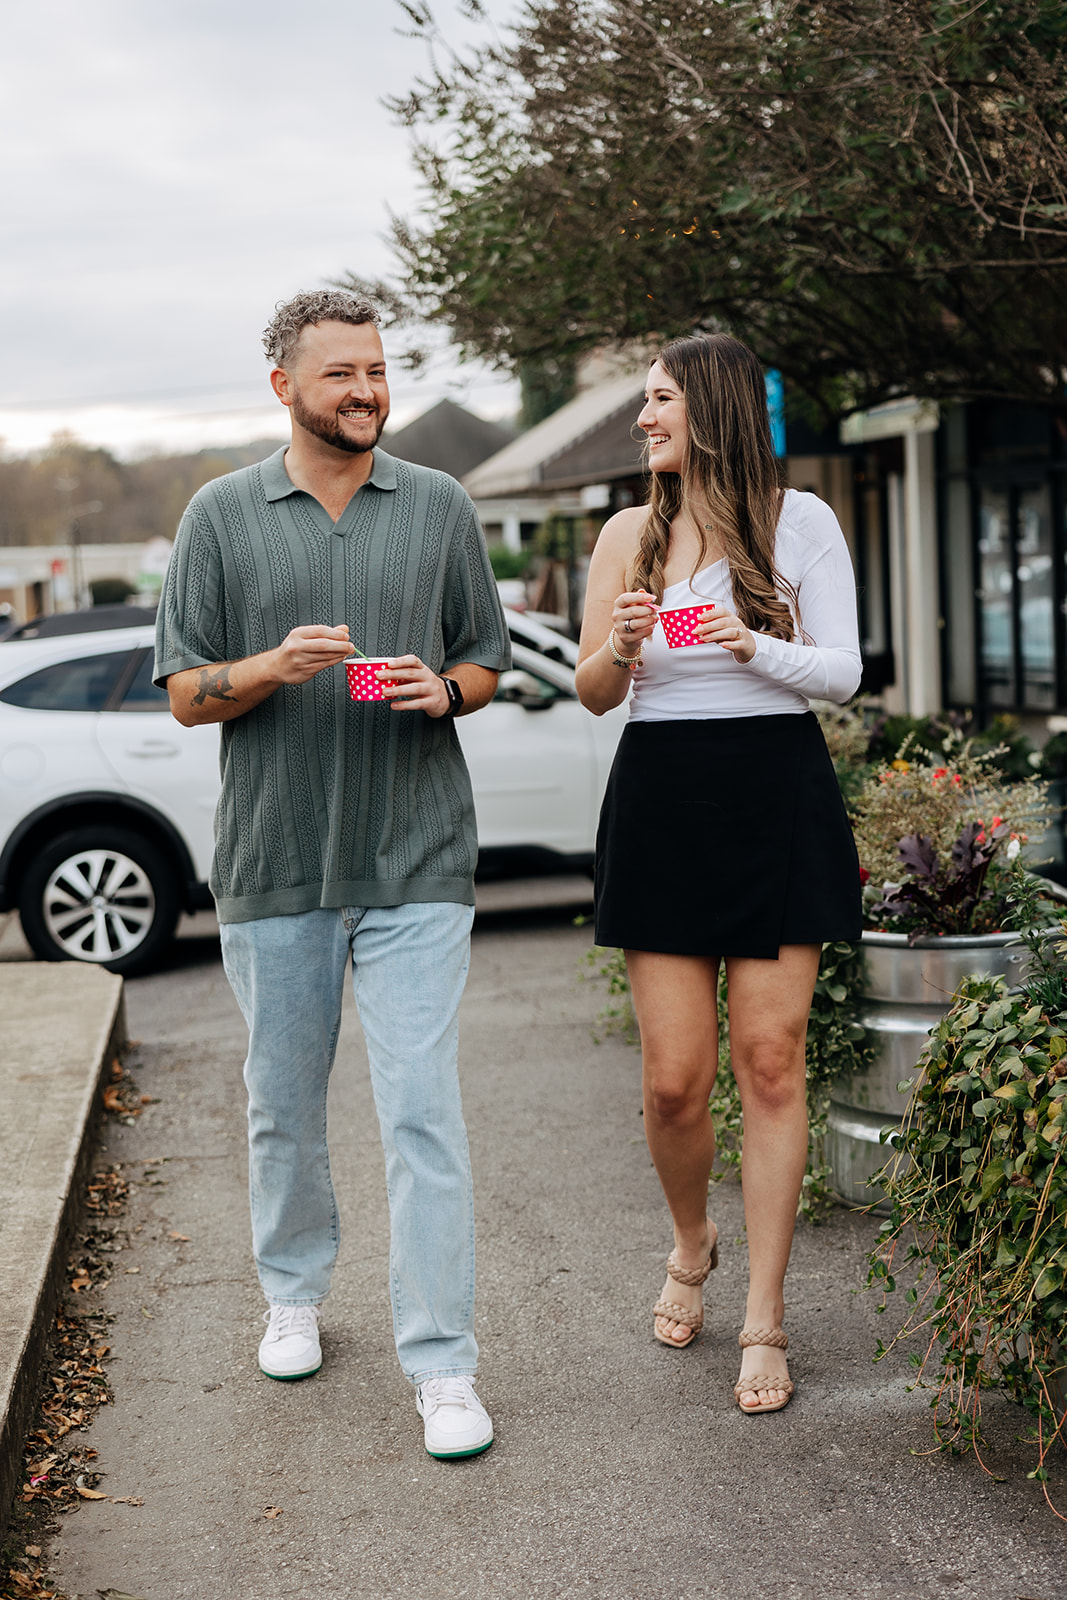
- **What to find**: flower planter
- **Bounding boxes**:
[826,930,1032,1212]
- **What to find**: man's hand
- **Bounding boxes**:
[167,624,354,727]
[379,657,499,718]
[378,655,452,717]
[269,625,354,684]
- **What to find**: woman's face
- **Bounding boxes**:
[637,360,687,474]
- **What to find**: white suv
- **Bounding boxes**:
[0,622,624,973]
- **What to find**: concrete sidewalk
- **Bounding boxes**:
[22,915,1067,1600]
[0,876,595,1546]
[2,893,1065,1598]
[0,961,125,1529]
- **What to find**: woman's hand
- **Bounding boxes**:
[695,606,756,664]
[611,590,658,653]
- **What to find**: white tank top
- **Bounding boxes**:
[628,490,862,722]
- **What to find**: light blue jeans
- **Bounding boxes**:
[220,901,478,1386]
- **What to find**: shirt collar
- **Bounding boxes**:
[261,446,399,502]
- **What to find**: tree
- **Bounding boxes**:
[388,0,1067,420]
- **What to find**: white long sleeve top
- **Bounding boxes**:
[628,489,862,722]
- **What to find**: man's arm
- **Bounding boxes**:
[165,624,354,727]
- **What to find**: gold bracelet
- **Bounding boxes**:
[608,631,642,671]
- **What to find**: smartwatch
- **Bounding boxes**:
[439,675,464,718]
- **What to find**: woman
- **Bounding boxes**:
[575,334,861,1413]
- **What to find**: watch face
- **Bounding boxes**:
[443,675,463,713]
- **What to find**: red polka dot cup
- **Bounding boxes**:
[345,658,398,702]
[658,603,714,648]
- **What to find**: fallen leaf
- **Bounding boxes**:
[264,1505,283,1519]
[102,1086,124,1112]
[25,1545,41,1557]
[124,1266,140,1274]
[110,1495,145,1506]
[98,1591,149,1600]
[75,1486,109,1499]
[167,1232,190,1242]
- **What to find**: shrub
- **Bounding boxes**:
[487,544,530,582]
[852,732,1053,941]
[870,871,1067,1514]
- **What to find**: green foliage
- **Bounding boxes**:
[816,703,1043,817]
[1037,732,1067,783]
[852,730,1053,938]
[390,0,1067,418]
[89,576,136,606]
[519,358,577,427]
[487,544,530,581]
[582,940,640,1045]
[870,869,1067,1512]
[584,939,875,1219]
[533,512,581,565]
[974,715,1043,783]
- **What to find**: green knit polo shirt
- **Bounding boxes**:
[154,448,511,924]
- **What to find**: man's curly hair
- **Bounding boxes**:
[262,289,380,368]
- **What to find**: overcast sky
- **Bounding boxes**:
[0,0,520,458]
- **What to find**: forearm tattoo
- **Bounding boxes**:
[191,664,238,708]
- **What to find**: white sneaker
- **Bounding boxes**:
[258,1303,322,1380]
[415,1376,494,1459]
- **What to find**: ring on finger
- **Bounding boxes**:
[624,618,633,633]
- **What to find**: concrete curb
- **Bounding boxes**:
[0,964,126,1537]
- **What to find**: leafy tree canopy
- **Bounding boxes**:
[384,0,1067,421]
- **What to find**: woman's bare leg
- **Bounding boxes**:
[626,949,721,1344]
[724,944,821,1407]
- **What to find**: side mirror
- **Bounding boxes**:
[498,669,556,711]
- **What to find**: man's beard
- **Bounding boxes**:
[291,390,388,455]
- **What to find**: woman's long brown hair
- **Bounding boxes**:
[630,334,799,642]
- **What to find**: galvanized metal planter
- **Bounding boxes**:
[826,930,1031,1212]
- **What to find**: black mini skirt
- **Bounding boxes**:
[594,712,862,960]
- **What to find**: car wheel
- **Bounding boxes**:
[19,826,180,976]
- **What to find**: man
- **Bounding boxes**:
[154,289,510,1459]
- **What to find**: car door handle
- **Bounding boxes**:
[124,741,181,758]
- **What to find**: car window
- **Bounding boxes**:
[114,650,170,713]
[506,623,572,665]
[493,666,568,706]
[0,650,134,712]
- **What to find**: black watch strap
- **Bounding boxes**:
[440,675,464,717]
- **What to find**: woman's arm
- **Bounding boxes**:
[694,500,862,704]
[575,509,656,715]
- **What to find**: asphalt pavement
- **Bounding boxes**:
[7,895,1067,1599]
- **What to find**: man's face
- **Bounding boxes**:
[272,320,390,455]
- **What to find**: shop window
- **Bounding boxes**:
[976,484,1056,711]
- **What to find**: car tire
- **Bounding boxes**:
[19,826,180,976]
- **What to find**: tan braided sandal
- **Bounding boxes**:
[734,1327,794,1414]
[652,1227,719,1349]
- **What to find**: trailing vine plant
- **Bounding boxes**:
[584,939,876,1219]
[869,868,1067,1516]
